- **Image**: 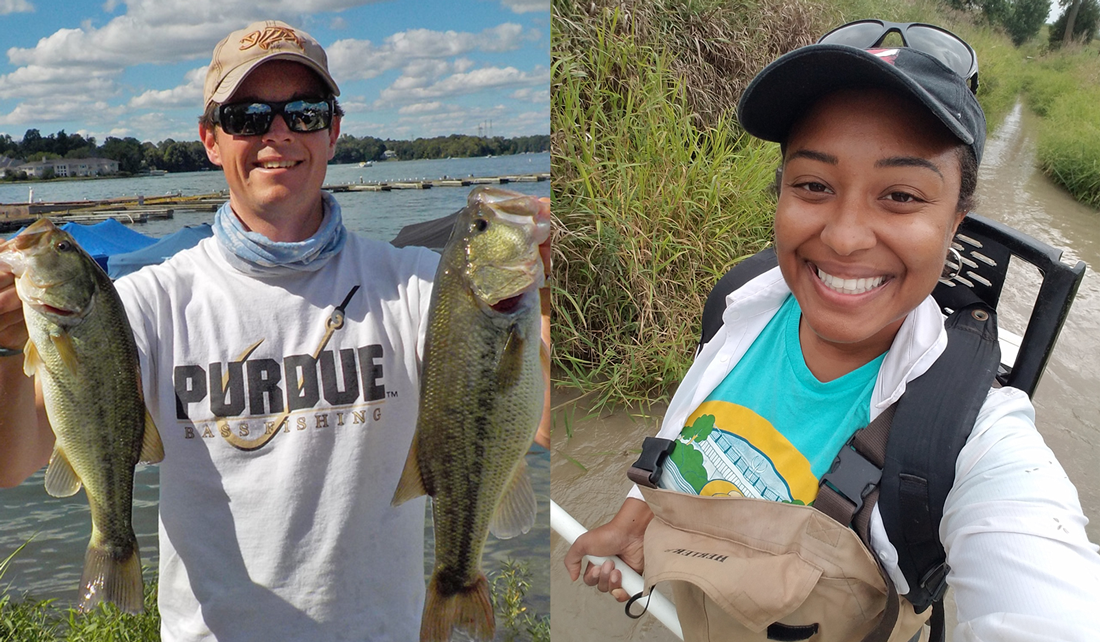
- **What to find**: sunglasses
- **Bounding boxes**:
[214,98,335,136]
[817,20,979,93]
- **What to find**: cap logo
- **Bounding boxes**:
[867,48,899,66]
[239,26,303,52]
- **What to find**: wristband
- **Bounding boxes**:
[0,346,22,357]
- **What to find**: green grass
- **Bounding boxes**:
[1018,43,1100,206]
[0,557,545,642]
[0,561,160,642]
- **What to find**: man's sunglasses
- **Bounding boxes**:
[817,20,979,93]
[214,98,335,136]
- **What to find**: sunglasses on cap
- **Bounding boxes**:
[817,20,979,93]
[214,97,335,136]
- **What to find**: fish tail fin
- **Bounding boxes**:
[420,572,495,642]
[78,528,144,615]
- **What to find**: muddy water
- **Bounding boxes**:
[549,101,1100,641]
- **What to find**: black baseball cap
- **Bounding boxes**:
[737,44,986,165]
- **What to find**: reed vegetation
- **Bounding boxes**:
[552,0,815,410]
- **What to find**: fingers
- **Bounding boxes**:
[582,559,630,602]
[0,273,27,351]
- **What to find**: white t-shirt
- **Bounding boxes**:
[115,233,438,642]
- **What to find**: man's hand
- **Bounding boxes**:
[0,269,29,354]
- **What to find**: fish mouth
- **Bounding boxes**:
[490,294,525,314]
[29,301,81,318]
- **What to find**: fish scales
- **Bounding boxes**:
[393,186,549,642]
[0,218,163,615]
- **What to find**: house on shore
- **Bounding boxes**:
[15,157,119,178]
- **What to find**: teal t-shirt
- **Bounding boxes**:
[660,295,885,505]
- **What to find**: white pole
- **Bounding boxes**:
[550,499,683,640]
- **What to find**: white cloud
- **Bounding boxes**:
[377,65,549,105]
[511,87,549,103]
[328,23,528,81]
[500,0,548,14]
[0,98,124,128]
[129,67,206,109]
[0,64,118,101]
[398,101,444,115]
[0,0,32,14]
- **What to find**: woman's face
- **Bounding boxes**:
[776,88,966,371]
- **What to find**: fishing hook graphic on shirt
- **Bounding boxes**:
[214,285,361,451]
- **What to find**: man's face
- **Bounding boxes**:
[775,88,965,375]
[200,60,340,242]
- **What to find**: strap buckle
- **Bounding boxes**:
[919,561,951,604]
[627,437,676,489]
[820,440,882,513]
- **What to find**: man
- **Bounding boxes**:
[0,20,550,641]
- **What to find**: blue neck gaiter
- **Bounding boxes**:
[213,191,347,276]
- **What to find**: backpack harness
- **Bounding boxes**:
[627,248,1000,642]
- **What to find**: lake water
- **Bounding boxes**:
[0,153,551,632]
[0,153,551,243]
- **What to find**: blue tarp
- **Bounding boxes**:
[108,224,213,279]
[60,219,157,271]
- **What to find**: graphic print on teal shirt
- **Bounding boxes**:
[660,295,885,505]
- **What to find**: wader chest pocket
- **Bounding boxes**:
[638,487,925,642]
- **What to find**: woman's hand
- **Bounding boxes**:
[563,498,652,602]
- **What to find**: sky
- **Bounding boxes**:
[0,0,550,146]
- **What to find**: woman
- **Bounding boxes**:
[564,20,1100,642]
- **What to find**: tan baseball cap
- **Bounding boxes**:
[203,20,340,110]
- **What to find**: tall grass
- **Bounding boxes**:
[552,0,783,409]
[1016,43,1100,207]
[1037,84,1100,207]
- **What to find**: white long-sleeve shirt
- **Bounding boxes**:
[629,266,1100,640]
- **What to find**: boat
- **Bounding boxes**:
[358,161,374,167]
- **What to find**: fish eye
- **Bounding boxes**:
[473,218,489,233]
[56,240,73,252]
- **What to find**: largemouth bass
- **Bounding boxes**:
[0,218,163,614]
[392,187,550,642]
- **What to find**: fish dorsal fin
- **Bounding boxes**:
[49,331,78,372]
[44,446,82,497]
[140,410,164,464]
[22,338,40,377]
[391,436,429,506]
[489,458,536,540]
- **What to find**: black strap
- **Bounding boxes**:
[880,301,999,621]
[698,247,777,350]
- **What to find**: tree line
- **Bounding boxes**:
[0,129,550,180]
[948,0,1098,46]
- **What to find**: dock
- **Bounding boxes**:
[322,172,549,193]
[0,193,224,233]
[0,172,549,233]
